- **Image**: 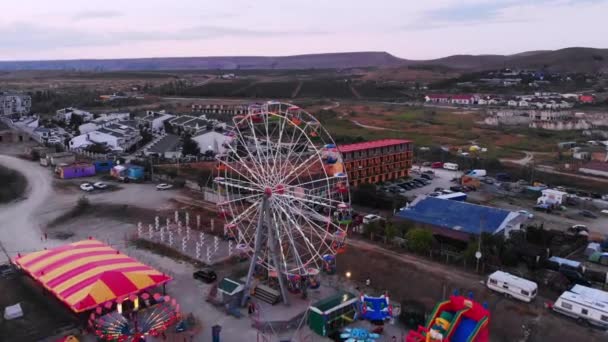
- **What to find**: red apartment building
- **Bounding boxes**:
[339,139,413,187]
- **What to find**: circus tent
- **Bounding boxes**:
[12,239,171,313]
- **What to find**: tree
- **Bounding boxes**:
[384,222,398,244]
[182,134,200,156]
[70,113,84,130]
[363,221,382,240]
[405,228,434,254]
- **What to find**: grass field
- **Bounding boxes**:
[0,165,27,204]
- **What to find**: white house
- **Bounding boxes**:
[477,98,488,105]
[55,108,93,123]
[507,100,518,107]
[78,112,131,134]
[140,110,175,132]
[518,100,530,107]
[69,131,120,151]
[450,95,475,105]
[192,131,231,155]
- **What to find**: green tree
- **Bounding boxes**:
[405,228,434,254]
[363,221,382,240]
[384,222,398,244]
[182,134,200,156]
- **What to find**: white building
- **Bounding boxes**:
[0,93,31,115]
[192,131,231,155]
[55,108,93,123]
[78,112,130,134]
[140,110,175,132]
[70,131,121,151]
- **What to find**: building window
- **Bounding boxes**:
[502,284,509,290]
[561,302,572,310]
[521,290,529,296]
[601,315,608,322]
[581,308,588,315]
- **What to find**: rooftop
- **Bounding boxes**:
[149,134,180,153]
[395,196,517,236]
[338,139,411,153]
[311,291,357,313]
[580,161,608,172]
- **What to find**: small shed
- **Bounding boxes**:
[58,163,96,179]
[217,278,244,303]
[308,291,358,337]
[585,243,601,257]
[588,252,608,266]
[93,160,114,173]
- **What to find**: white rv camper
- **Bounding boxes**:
[553,285,608,328]
[443,162,459,171]
[486,271,538,302]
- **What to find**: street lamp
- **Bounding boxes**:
[345,271,351,279]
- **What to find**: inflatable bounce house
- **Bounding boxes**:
[406,292,490,342]
[357,292,393,322]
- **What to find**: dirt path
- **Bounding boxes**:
[348,238,483,284]
[500,151,534,166]
[0,155,54,260]
[350,119,402,132]
[322,101,340,110]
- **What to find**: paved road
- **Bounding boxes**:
[0,155,54,261]
[500,151,533,166]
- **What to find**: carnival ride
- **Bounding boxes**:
[405,292,490,342]
[340,327,381,342]
[88,293,181,341]
[214,101,351,305]
[358,293,393,322]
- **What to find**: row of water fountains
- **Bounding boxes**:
[136,211,241,265]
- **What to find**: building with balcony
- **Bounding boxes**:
[0,92,31,115]
[339,139,413,187]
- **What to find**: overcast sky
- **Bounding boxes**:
[1,0,607,61]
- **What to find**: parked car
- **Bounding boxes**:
[399,183,413,190]
[422,162,431,167]
[412,179,426,186]
[363,214,383,224]
[423,170,435,175]
[463,185,477,192]
[481,178,494,184]
[449,186,464,192]
[156,183,173,191]
[420,173,433,180]
[80,183,94,192]
[579,210,598,219]
[518,210,534,219]
[193,268,217,283]
[417,178,431,185]
[431,162,443,169]
[434,187,444,192]
[93,182,108,189]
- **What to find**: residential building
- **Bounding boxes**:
[139,110,175,132]
[55,108,93,123]
[192,104,248,116]
[69,123,141,152]
[192,131,231,155]
[518,100,530,107]
[339,139,413,186]
[395,196,526,241]
[450,95,475,105]
[78,112,130,134]
[425,94,451,104]
[0,93,31,115]
[169,115,215,134]
[145,134,182,158]
[579,161,608,178]
[579,95,595,104]
[507,100,518,107]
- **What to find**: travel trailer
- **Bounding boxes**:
[486,271,538,302]
[553,285,608,328]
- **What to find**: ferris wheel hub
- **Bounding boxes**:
[264,187,273,197]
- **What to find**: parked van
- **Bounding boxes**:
[486,271,538,302]
[443,162,459,171]
[553,285,608,328]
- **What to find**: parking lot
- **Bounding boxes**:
[377,166,466,200]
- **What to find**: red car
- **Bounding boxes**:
[431,162,444,169]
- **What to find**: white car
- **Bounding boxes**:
[47,137,62,144]
[518,210,534,219]
[156,183,173,191]
[80,183,94,192]
[93,182,108,189]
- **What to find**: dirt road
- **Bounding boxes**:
[0,155,54,261]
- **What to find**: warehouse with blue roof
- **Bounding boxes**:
[395,196,526,241]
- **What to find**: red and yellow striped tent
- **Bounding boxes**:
[13,239,171,313]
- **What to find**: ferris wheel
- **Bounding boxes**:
[215,101,351,305]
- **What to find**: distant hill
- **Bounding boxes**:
[0,48,606,73]
[0,52,404,71]
[410,47,608,73]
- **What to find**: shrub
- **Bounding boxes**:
[405,228,434,253]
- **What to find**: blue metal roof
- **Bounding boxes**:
[396,197,511,235]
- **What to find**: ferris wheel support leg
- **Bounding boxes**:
[241,198,269,307]
[267,215,290,306]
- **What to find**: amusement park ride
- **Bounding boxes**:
[214,101,351,306]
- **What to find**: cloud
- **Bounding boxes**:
[0,23,327,53]
[73,10,123,20]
